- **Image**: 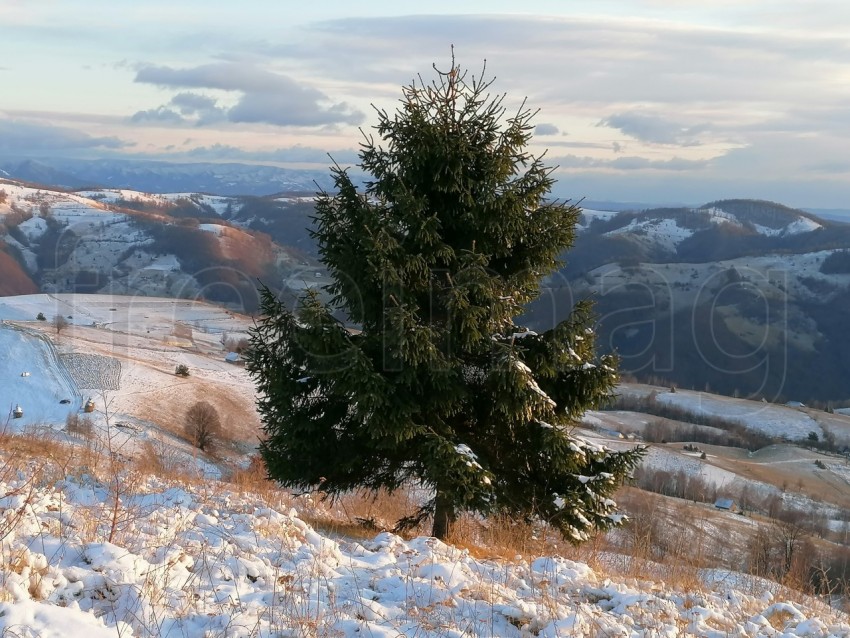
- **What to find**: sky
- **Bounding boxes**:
[2,1,850,208]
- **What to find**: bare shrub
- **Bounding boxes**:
[53,314,69,335]
[65,413,93,440]
[223,334,250,353]
[230,454,274,494]
[5,203,32,228]
[135,440,193,481]
[632,465,717,504]
[185,401,221,452]
[172,322,193,340]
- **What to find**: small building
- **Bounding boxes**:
[84,398,96,413]
[597,427,624,439]
[714,497,735,511]
[12,405,23,419]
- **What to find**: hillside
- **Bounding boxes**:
[529,200,850,402]
[0,181,323,313]
[1,293,850,633]
[0,294,260,469]
[1,445,847,637]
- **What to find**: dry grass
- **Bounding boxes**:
[0,425,846,630]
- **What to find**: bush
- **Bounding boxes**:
[66,413,93,440]
[53,314,69,334]
[185,401,221,452]
[36,312,46,321]
[175,364,190,377]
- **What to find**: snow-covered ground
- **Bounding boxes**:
[0,288,847,635]
[0,324,79,427]
[0,294,250,341]
[617,384,827,440]
[0,294,260,471]
[577,208,620,230]
[605,217,695,253]
[0,462,846,638]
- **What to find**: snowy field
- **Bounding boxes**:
[617,384,832,441]
[0,465,846,638]
[0,294,260,472]
[0,324,79,428]
[0,293,251,343]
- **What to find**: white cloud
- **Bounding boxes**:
[535,123,560,136]
[597,112,713,147]
[0,118,129,154]
[134,63,364,127]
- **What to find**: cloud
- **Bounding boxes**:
[804,160,850,175]
[131,106,185,125]
[598,112,712,146]
[170,92,219,114]
[545,140,617,150]
[0,118,129,154]
[131,92,228,126]
[535,123,559,136]
[133,63,364,127]
[552,154,709,171]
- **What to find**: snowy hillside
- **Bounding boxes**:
[0,450,847,638]
[0,181,314,309]
[539,197,850,402]
[0,290,849,635]
[0,324,79,424]
[0,294,260,479]
[580,201,826,256]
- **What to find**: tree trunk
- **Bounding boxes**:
[431,490,457,540]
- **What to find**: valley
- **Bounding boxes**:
[3,178,849,402]
[2,181,850,633]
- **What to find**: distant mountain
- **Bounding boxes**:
[0,157,336,196]
[0,180,325,312]
[527,199,850,403]
[2,179,850,403]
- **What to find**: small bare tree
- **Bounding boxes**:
[53,314,69,335]
[66,412,93,440]
[185,401,221,452]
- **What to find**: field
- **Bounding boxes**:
[0,293,260,473]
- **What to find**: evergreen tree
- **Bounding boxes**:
[246,58,644,541]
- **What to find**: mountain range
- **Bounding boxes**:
[0,157,336,196]
[1,175,849,403]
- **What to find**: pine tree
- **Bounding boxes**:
[246,57,644,541]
